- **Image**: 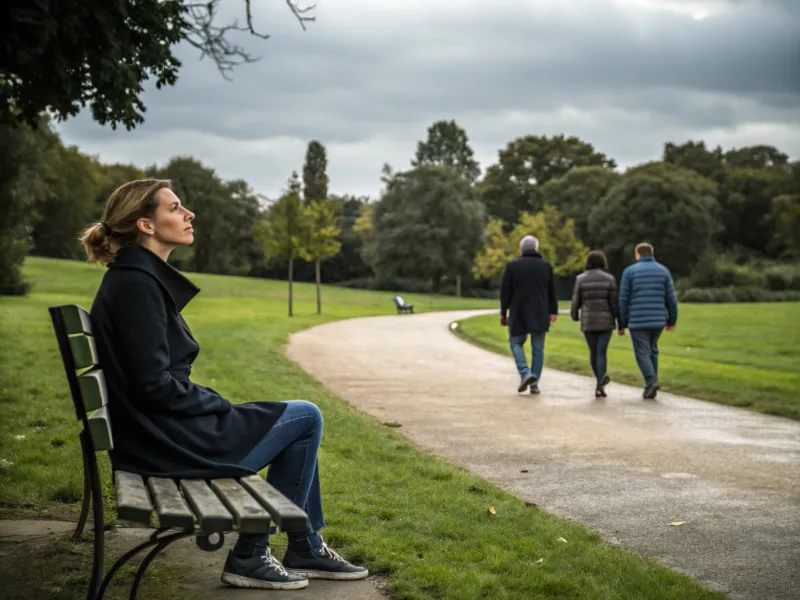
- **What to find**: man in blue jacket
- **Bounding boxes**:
[618,243,678,399]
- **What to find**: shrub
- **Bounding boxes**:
[679,287,800,303]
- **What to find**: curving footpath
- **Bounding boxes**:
[287,310,800,600]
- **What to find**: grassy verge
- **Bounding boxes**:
[0,257,726,599]
[454,304,800,419]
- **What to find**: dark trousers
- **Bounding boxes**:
[630,328,663,387]
[583,330,611,387]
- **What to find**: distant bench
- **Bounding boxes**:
[49,305,308,600]
[392,295,414,314]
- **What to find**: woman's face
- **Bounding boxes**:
[148,188,195,247]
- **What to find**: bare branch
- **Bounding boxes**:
[182,0,316,79]
[285,0,317,31]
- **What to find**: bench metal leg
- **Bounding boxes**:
[128,530,194,600]
[73,466,91,540]
[95,528,214,600]
[82,431,105,600]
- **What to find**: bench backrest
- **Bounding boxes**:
[49,305,113,453]
[393,295,404,307]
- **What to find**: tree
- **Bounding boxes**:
[772,194,800,258]
[473,207,587,281]
[536,166,620,244]
[479,134,616,227]
[0,123,40,295]
[412,120,481,183]
[588,162,720,278]
[2,0,315,130]
[30,144,104,260]
[724,145,789,169]
[718,165,795,256]
[255,172,310,316]
[370,165,486,293]
[304,198,342,314]
[663,140,725,183]
[302,141,329,204]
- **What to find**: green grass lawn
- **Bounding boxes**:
[0,257,726,599]
[456,304,800,419]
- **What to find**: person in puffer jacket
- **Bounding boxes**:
[570,250,619,397]
[618,243,678,399]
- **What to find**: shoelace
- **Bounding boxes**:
[320,543,346,563]
[261,549,289,576]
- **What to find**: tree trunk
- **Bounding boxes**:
[315,259,322,315]
[288,255,294,317]
[456,274,462,297]
[432,273,441,295]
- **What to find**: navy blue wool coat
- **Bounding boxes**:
[90,245,287,478]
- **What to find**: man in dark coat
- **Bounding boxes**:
[500,235,559,394]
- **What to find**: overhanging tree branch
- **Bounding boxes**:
[183,0,316,79]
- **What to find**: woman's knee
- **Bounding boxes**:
[284,400,323,429]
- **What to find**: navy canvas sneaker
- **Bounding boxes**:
[283,542,369,580]
[221,548,308,590]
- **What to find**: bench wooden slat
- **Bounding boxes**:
[87,406,113,451]
[78,368,107,412]
[60,305,92,335]
[148,477,195,530]
[240,475,308,532]
[180,479,234,532]
[210,479,272,534]
[69,335,98,369]
[115,471,154,525]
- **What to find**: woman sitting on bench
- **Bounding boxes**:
[80,179,367,591]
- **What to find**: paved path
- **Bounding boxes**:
[287,310,800,600]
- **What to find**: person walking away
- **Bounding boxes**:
[617,243,678,399]
[500,235,559,395]
[570,250,619,398]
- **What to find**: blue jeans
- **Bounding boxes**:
[232,400,325,556]
[584,331,611,387]
[509,332,546,382]
[630,328,663,387]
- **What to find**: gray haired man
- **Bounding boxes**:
[500,235,559,394]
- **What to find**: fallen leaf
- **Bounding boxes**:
[520,469,529,473]
[488,507,496,515]
[14,435,26,441]
[668,521,686,527]
[534,558,544,564]
[381,422,402,428]
[556,537,568,543]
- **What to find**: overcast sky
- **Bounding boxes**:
[56,0,800,200]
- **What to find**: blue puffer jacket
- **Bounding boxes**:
[618,256,678,329]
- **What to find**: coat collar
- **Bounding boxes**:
[110,245,200,311]
[637,256,655,263]
[521,250,543,259]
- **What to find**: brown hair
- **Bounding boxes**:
[585,250,608,270]
[635,242,654,257]
[80,179,172,265]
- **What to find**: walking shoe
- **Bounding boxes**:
[518,374,536,393]
[529,383,540,395]
[643,382,660,399]
[283,542,369,580]
[597,375,610,397]
[221,548,308,590]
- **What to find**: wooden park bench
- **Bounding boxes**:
[49,304,308,600]
[392,295,414,314]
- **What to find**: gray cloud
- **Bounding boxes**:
[57,0,800,198]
